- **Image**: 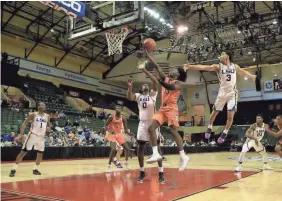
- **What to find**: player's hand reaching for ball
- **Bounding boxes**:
[154,70,160,80]
[137,61,146,70]
[128,78,132,88]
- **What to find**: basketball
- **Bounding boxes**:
[143,38,156,52]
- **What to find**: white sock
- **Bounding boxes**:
[113,157,117,162]
[208,124,213,129]
[260,151,268,163]
[140,167,145,171]
[152,146,158,154]
[33,164,39,170]
[158,166,164,172]
[223,129,229,134]
[179,150,186,158]
[238,152,245,165]
[12,164,18,170]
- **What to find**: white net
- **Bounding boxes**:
[105,27,129,56]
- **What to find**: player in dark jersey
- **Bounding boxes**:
[266,114,282,158]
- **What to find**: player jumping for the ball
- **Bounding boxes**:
[127,61,164,183]
[144,50,190,171]
[184,51,257,144]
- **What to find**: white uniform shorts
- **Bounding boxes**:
[242,139,265,153]
[22,132,45,152]
[213,89,238,112]
[137,120,160,142]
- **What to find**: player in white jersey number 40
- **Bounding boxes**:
[235,114,274,172]
[183,51,257,144]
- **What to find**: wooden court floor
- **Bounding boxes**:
[1,152,281,201]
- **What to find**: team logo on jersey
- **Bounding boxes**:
[140,97,150,102]
[228,156,282,162]
[221,69,235,74]
[36,117,47,123]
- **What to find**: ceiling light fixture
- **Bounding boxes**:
[177,25,188,33]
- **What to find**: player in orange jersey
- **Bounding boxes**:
[105,105,132,173]
[144,51,190,171]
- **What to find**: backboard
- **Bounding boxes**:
[68,1,144,41]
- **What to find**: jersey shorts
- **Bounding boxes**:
[22,132,45,152]
[213,89,238,112]
[137,120,160,142]
[153,105,179,127]
[242,139,264,153]
[105,131,126,145]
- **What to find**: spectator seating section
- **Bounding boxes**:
[21,77,77,113]
[60,84,139,115]
[1,108,29,134]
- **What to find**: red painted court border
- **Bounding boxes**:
[1,168,258,201]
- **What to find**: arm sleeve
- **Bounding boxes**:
[158,79,177,90]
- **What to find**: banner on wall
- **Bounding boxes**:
[40,1,86,18]
[19,59,127,97]
[264,80,274,91]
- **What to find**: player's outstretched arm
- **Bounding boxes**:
[19,113,34,140]
[138,63,158,92]
[144,50,166,80]
[236,65,256,81]
[127,78,136,101]
[184,63,219,71]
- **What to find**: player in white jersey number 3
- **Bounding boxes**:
[127,61,164,183]
[235,114,274,171]
[9,102,51,177]
[184,51,257,144]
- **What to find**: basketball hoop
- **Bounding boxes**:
[105,27,129,56]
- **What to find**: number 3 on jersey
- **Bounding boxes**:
[226,74,231,81]
[142,102,147,108]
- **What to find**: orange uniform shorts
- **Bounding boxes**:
[153,106,179,127]
[105,132,126,145]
